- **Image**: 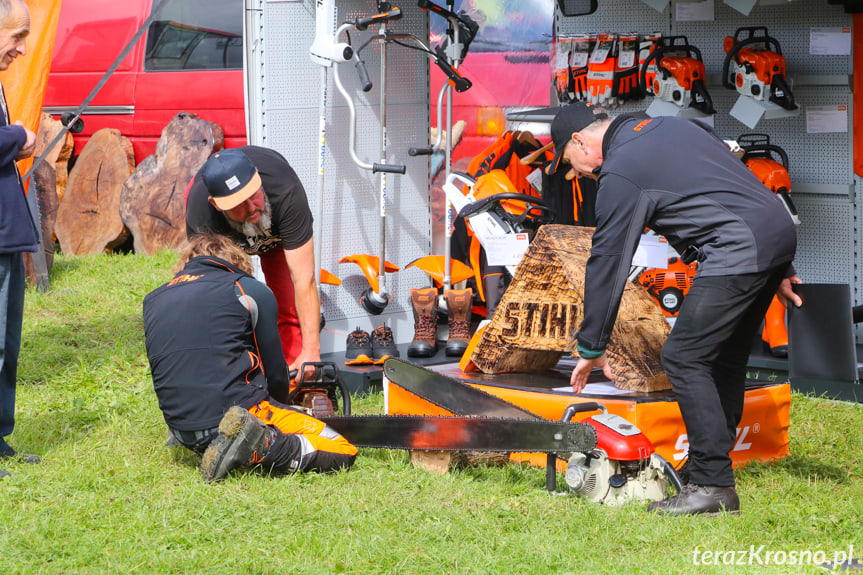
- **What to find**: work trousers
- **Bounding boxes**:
[250,399,357,474]
[661,265,787,487]
[259,249,302,366]
[0,253,25,454]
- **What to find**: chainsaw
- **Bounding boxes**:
[737,133,800,225]
[639,36,714,115]
[320,358,680,503]
[287,362,352,417]
[722,27,797,111]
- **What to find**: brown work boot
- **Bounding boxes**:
[200,406,272,483]
[445,288,473,357]
[407,287,438,357]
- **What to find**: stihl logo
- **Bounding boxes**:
[672,425,758,461]
[633,119,653,132]
[168,274,203,286]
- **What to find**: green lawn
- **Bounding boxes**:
[0,252,861,574]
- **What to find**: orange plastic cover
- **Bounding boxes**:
[0,0,63,193]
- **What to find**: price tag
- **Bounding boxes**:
[485,233,530,267]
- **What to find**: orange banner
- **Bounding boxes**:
[0,0,63,190]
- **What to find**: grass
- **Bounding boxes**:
[1,251,862,574]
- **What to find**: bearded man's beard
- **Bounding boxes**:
[226,196,273,239]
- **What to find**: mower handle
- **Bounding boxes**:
[409,146,434,156]
[355,59,373,92]
[433,52,472,92]
[373,162,407,174]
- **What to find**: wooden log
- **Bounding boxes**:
[35,112,74,204]
[22,160,59,286]
[410,450,511,474]
[54,128,134,256]
[119,112,223,255]
[468,224,672,392]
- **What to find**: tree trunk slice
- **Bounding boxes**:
[54,128,134,256]
[119,112,223,255]
[468,225,672,392]
[35,112,74,204]
[410,450,511,474]
[22,160,59,286]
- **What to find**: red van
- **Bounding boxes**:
[43,0,246,163]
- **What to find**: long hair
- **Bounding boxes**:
[173,234,254,275]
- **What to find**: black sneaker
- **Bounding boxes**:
[200,406,270,483]
[371,324,400,364]
[344,326,374,365]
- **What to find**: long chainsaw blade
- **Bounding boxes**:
[382,358,541,420]
[320,415,597,453]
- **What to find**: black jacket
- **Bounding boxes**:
[143,256,290,431]
[576,115,797,353]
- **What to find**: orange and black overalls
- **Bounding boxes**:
[143,255,356,472]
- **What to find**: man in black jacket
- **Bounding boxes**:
[143,234,356,482]
[548,103,801,516]
[0,0,40,479]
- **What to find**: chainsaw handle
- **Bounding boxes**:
[741,143,789,169]
[458,192,551,219]
[561,402,608,422]
[655,453,683,494]
[640,39,704,95]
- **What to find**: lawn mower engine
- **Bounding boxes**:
[562,403,681,505]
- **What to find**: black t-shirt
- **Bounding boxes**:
[185,145,314,254]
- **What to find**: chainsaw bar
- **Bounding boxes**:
[382,358,541,420]
[320,415,597,453]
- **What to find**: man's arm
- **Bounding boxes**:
[283,236,321,374]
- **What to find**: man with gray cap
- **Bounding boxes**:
[185,146,319,375]
[548,102,801,516]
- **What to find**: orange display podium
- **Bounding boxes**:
[384,362,791,469]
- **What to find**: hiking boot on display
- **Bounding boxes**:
[371,324,400,364]
[344,326,374,365]
[647,483,740,517]
[200,406,271,483]
[444,288,473,357]
[407,287,439,358]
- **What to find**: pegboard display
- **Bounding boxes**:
[247,0,433,349]
[556,0,861,336]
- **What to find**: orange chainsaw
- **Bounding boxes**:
[738,133,799,357]
[639,35,714,115]
[722,27,797,111]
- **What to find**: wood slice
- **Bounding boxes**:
[468,225,672,392]
[410,450,511,474]
[22,160,59,286]
[54,128,134,256]
[119,112,223,255]
[35,112,73,204]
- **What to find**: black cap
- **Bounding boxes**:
[546,103,608,175]
[202,149,262,210]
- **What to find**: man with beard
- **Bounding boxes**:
[186,146,319,374]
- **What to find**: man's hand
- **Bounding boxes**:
[570,354,613,393]
[290,350,321,382]
[14,121,35,160]
[776,275,803,308]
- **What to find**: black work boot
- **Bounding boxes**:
[200,406,271,483]
[647,483,740,516]
[371,324,399,364]
[344,326,373,365]
[444,288,473,357]
[407,288,439,357]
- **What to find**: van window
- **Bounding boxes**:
[144,0,242,71]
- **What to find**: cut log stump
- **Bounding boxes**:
[410,450,511,474]
[22,160,59,286]
[54,128,134,256]
[468,225,672,392]
[35,111,74,204]
[119,112,224,255]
